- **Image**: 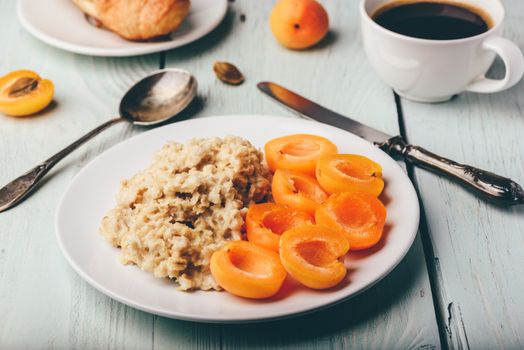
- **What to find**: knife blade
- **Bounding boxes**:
[257,81,524,205]
[257,81,392,145]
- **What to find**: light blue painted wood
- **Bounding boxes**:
[0,1,158,349]
[398,0,524,348]
[0,0,440,348]
[162,1,440,349]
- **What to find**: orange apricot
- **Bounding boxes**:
[246,202,313,252]
[279,224,348,289]
[270,0,329,50]
[316,154,384,196]
[315,192,386,250]
[0,70,54,117]
[210,241,287,299]
[272,168,328,216]
[264,134,337,176]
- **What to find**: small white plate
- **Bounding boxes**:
[56,115,420,323]
[17,0,227,57]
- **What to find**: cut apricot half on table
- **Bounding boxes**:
[316,154,384,196]
[315,192,386,250]
[272,168,328,215]
[265,134,337,176]
[279,224,349,289]
[0,70,54,117]
[210,240,287,299]
[246,202,313,252]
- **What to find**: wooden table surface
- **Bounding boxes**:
[1,0,523,349]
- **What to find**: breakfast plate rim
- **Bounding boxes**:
[17,0,228,57]
[55,114,420,323]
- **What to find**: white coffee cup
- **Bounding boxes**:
[360,0,524,102]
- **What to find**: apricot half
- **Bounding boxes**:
[0,70,54,117]
[265,134,337,176]
[246,202,313,252]
[210,241,287,299]
[315,192,386,250]
[270,0,329,50]
[272,168,328,216]
[279,225,348,289]
[316,154,384,196]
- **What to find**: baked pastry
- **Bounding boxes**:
[72,0,190,41]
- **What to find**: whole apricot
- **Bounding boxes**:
[270,0,329,50]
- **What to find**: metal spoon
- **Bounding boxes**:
[0,68,197,213]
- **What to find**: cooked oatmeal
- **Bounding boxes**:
[99,136,271,291]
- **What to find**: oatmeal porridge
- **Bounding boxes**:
[99,136,271,291]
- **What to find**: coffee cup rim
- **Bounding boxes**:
[360,0,504,45]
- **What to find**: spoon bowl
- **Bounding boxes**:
[120,68,197,125]
[0,68,198,212]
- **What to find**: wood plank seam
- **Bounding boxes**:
[446,302,471,350]
[152,315,156,350]
[0,0,439,346]
[394,92,467,350]
[160,52,166,70]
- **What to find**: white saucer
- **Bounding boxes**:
[17,0,228,57]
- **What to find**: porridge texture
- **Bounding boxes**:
[100,136,271,291]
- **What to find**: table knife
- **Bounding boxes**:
[257,81,524,205]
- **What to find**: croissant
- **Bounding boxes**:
[72,0,191,41]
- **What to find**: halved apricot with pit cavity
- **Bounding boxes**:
[316,154,384,196]
[0,70,54,117]
[279,224,349,289]
[315,192,386,250]
[272,168,328,215]
[265,134,337,176]
[246,202,313,252]
[210,241,287,299]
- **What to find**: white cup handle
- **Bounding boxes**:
[466,36,524,93]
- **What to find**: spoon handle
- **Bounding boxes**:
[0,117,124,213]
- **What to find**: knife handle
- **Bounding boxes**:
[382,136,524,205]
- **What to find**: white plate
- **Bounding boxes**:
[17,0,227,57]
[56,115,420,323]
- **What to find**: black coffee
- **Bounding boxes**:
[373,1,491,40]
